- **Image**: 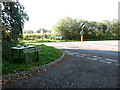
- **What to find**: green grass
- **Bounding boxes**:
[23,39,65,43]
[2,44,63,75]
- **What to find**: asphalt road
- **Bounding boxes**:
[39,40,119,52]
[3,40,119,88]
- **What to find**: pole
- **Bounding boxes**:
[42,30,44,42]
[42,34,43,42]
[81,27,84,42]
[36,50,39,62]
[81,35,83,41]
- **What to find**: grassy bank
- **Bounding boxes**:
[2,44,63,75]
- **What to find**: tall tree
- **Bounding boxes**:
[52,17,119,40]
[52,17,85,40]
[110,19,120,38]
[2,2,29,42]
[36,29,41,33]
[1,1,29,58]
[24,30,34,34]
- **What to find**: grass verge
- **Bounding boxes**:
[2,44,63,76]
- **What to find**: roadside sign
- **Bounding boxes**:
[81,23,85,27]
[80,31,84,36]
[53,36,62,39]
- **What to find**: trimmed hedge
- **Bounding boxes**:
[23,33,52,40]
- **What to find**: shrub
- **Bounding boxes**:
[23,34,52,40]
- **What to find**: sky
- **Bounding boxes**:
[19,0,119,32]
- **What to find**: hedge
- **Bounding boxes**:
[23,33,52,40]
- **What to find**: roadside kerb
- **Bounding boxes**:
[2,51,65,80]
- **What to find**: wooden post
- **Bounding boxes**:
[25,53,28,63]
[23,47,42,63]
[12,49,14,59]
[36,50,39,62]
[19,50,21,60]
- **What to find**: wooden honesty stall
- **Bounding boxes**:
[23,47,42,63]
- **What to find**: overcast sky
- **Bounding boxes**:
[19,0,119,31]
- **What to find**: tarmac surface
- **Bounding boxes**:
[2,40,119,88]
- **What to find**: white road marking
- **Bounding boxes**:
[68,53,74,55]
[87,57,113,64]
[76,55,85,57]
[99,60,112,64]
[91,58,98,60]
[79,56,85,57]
[105,59,117,62]
[87,55,91,56]
[72,52,80,54]
[97,57,103,59]
[67,52,72,54]
[86,57,92,59]
[81,54,87,56]
[65,51,71,52]
[86,57,98,60]
[93,56,98,57]
[65,51,116,64]
[92,56,102,59]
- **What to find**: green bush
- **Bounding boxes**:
[23,34,42,40]
[44,33,52,39]
[23,33,52,40]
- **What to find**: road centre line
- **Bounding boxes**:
[86,57,98,60]
[72,52,80,54]
[76,55,85,57]
[105,59,117,62]
[65,51,71,52]
[92,56,98,57]
[86,57,113,64]
[99,60,112,64]
[65,51,117,64]
[81,54,87,56]
[76,55,80,57]
[92,56,102,59]
[68,53,74,55]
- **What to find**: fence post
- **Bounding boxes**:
[25,53,28,63]
[36,50,39,62]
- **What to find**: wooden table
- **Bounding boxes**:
[23,47,42,63]
[11,45,35,60]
